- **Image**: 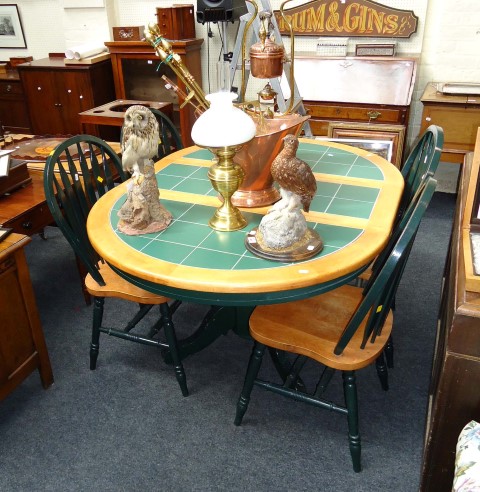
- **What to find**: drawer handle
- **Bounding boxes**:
[22,221,32,229]
[367,110,381,120]
[6,84,12,92]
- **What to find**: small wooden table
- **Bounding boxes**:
[78,99,174,136]
[0,233,53,400]
[87,138,404,358]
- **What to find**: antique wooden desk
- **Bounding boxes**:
[294,55,416,165]
[87,138,403,356]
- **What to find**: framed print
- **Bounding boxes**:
[328,122,406,169]
[318,137,393,162]
[0,5,26,48]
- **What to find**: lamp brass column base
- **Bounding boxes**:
[208,145,248,232]
[209,207,247,231]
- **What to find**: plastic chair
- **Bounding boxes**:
[234,176,438,472]
[43,135,188,396]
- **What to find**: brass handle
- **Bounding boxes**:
[6,84,12,92]
[367,110,381,120]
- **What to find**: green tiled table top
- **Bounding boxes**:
[109,141,383,271]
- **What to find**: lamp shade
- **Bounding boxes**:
[191,92,256,148]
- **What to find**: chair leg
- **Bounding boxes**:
[342,371,361,472]
[160,303,188,397]
[384,335,394,368]
[90,296,104,370]
[234,342,266,426]
[375,352,389,391]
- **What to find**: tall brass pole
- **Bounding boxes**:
[240,0,258,103]
[279,0,295,114]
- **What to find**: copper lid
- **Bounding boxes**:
[249,38,285,59]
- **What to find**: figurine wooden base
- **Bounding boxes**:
[245,227,323,262]
[117,164,172,235]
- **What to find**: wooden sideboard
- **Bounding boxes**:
[104,39,203,147]
[420,130,480,490]
[17,57,115,136]
[293,55,416,159]
[0,69,31,133]
[0,233,53,400]
[421,83,480,164]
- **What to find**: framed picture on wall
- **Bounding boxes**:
[327,122,406,168]
[0,4,26,49]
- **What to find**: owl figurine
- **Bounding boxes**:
[121,105,160,179]
[270,134,317,213]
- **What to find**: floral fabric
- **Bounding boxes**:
[452,420,480,491]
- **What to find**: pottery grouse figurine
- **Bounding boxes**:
[258,134,317,250]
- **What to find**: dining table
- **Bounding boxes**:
[87,137,404,359]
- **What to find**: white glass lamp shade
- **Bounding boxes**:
[191,92,256,148]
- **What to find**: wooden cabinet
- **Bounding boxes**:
[420,131,480,491]
[294,55,416,161]
[105,39,203,147]
[421,83,480,164]
[17,58,115,136]
[0,70,31,133]
[0,233,53,401]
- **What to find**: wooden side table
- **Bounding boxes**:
[0,233,54,400]
[420,83,480,163]
[79,99,174,141]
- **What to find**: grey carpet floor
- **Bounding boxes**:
[0,191,456,492]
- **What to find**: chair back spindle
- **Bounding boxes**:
[44,135,127,286]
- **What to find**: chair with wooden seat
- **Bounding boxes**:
[43,134,188,396]
[356,125,444,372]
[234,176,438,472]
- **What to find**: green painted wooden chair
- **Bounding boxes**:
[352,125,443,375]
[43,134,188,396]
[120,107,183,165]
[234,176,438,472]
[148,108,183,159]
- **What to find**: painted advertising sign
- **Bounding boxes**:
[274,0,418,38]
